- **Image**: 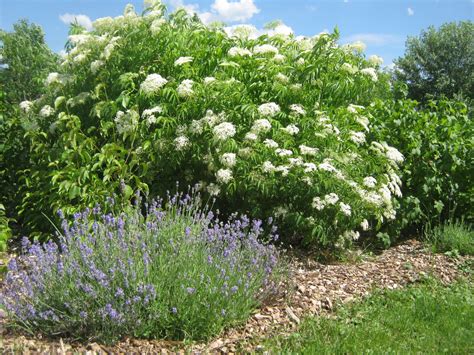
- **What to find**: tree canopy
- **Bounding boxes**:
[394,21,474,104]
[0,19,59,104]
[0,19,59,235]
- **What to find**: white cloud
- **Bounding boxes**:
[407,7,414,16]
[198,11,215,24]
[341,33,403,46]
[168,0,259,24]
[168,0,200,14]
[212,0,260,22]
[59,13,93,31]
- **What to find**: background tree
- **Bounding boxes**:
[0,19,59,103]
[0,19,58,241]
[393,21,473,104]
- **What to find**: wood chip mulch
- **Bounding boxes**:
[0,240,471,354]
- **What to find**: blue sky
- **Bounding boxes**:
[1,0,472,65]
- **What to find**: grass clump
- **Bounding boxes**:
[0,189,283,343]
[268,279,474,354]
[424,220,474,256]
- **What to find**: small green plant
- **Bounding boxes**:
[458,259,474,275]
[268,279,474,353]
[424,219,474,256]
[0,203,12,252]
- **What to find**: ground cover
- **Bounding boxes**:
[268,278,473,354]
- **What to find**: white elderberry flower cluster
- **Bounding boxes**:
[213,122,236,141]
[360,67,378,82]
[220,153,237,167]
[216,168,233,184]
[290,104,306,116]
[142,106,163,126]
[228,47,252,57]
[251,119,272,134]
[368,55,383,66]
[177,79,194,97]
[258,103,280,117]
[281,124,299,135]
[114,109,139,134]
[140,73,168,95]
[253,44,279,55]
[174,136,190,151]
[39,105,55,118]
[20,101,34,113]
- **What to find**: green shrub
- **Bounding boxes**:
[424,220,474,256]
[18,1,403,249]
[0,189,283,343]
[368,98,474,234]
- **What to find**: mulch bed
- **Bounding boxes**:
[0,240,470,353]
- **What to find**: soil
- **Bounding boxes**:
[0,240,471,354]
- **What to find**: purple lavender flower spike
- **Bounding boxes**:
[115,288,125,298]
[57,209,64,219]
[185,226,191,236]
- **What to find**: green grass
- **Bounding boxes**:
[268,279,474,354]
[425,220,474,256]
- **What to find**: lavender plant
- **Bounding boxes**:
[0,190,282,343]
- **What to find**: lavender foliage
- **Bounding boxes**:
[0,189,282,342]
